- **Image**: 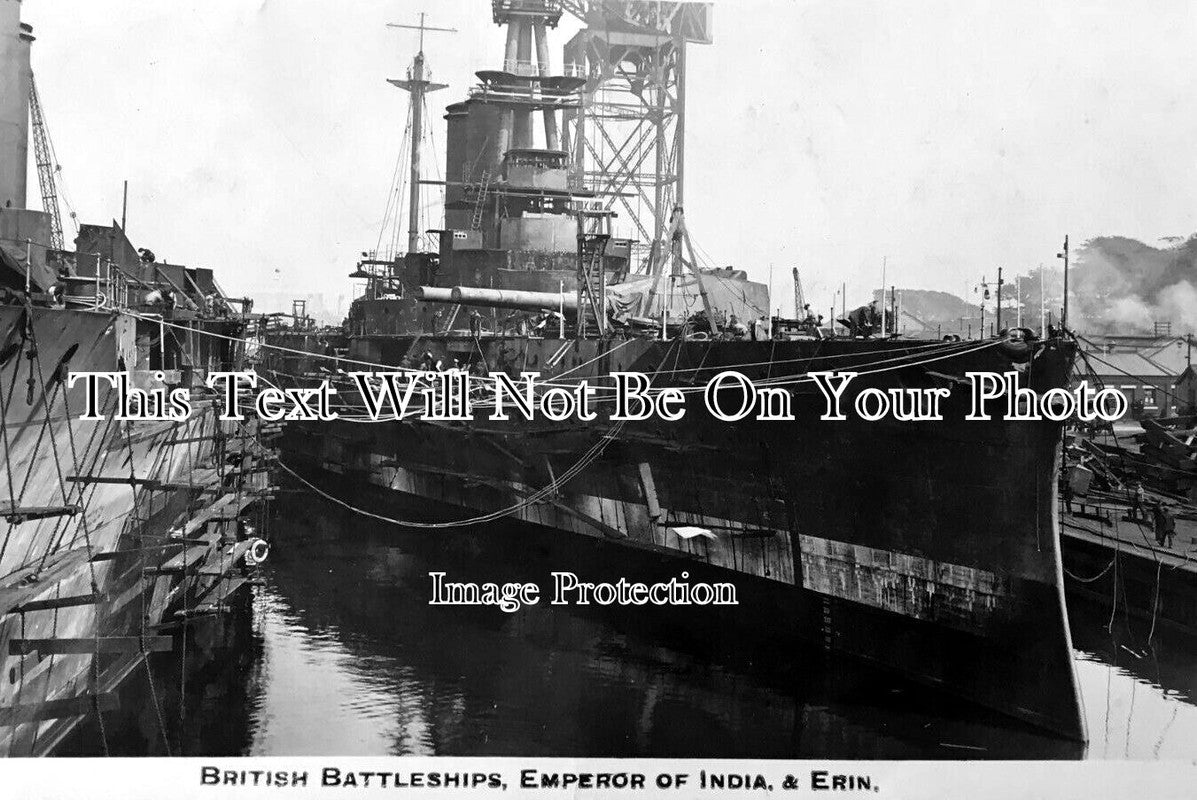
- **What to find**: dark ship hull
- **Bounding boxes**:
[261,0,1084,743]
[266,333,1085,740]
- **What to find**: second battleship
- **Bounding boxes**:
[264,1,1086,740]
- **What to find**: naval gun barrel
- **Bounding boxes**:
[452,286,579,312]
[414,286,454,304]
[415,285,582,313]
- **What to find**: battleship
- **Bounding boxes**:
[0,0,272,755]
[262,1,1085,739]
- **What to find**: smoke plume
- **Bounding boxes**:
[1073,235,1197,334]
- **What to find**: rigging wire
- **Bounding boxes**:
[239,339,691,528]
[117,305,991,393]
[375,105,414,260]
[240,338,1006,530]
[247,337,1001,423]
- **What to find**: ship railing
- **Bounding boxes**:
[500,59,586,78]
[492,0,564,26]
[503,59,543,77]
[105,260,135,310]
[87,259,157,312]
[468,85,583,108]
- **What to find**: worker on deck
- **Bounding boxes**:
[728,314,748,340]
[469,309,483,338]
[689,310,713,336]
[144,288,176,309]
[1061,478,1074,514]
[1152,503,1175,548]
[1131,482,1146,521]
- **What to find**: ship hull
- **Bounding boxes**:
[0,305,263,756]
[265,333,1086,740]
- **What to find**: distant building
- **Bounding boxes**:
[1175,365,1197,416]
[1079,334,1193,419]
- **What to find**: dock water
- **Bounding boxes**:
[51,490,1197,759]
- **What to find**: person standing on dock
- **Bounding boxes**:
[1151,503,1175,548]
[1152,503,1165,546]
[1132,482,1146,521]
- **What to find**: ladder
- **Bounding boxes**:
[471,170,492,230]
[442,304,461,334]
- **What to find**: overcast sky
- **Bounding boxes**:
[19,0,1197,312]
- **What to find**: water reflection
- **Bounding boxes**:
[1069,602,1197,760]
[68,494,1197,759]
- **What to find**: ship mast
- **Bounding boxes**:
[387,13,455,255]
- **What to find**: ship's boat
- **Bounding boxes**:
[262,1,1085,740]
[0,2,271,755]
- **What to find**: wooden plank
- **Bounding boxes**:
[0,692,119,727]
[156,467,221,492]
[91,542,186,562]
[132,534,211,545]
[8,636,173,656]
[210,496,257,522]
[0,503,82,523]
[156,481,221,494]
[177,493,256,537]
[0,547,92,617]
[143,545,210,575]
[10,593,102,614]
[64,474,162,487]
[194,575,250,607]
[222,539,255,566]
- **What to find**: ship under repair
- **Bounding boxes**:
[264,0,1086,740]
[0,0,273,756]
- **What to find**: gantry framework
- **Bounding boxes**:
[561,2,712,273]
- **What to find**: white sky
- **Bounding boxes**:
[19,0,1197,312]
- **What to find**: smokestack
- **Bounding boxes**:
[0,0,32,210]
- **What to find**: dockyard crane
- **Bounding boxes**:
[792,267,805,318]
[559,2,712,274]
[28,75,64,250]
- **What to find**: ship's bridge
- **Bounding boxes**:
[502,148,569,191]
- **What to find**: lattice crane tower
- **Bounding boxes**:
[561,2,712,272]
